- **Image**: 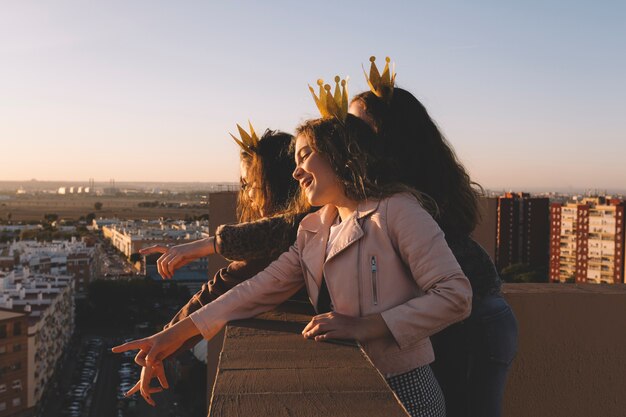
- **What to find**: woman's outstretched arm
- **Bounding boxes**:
[140,212,307,280]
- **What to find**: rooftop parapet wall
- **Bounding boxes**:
[208,310,409,417]
[502,283,626,417]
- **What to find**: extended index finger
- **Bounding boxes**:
[112,339,148,353]
[139,245,168,255]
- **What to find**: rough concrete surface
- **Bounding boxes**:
[208,312,408,417]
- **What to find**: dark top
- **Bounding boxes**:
[445,235,502,299]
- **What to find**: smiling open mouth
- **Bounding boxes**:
[301,178,313,189]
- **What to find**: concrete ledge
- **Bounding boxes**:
[208,311,408,417]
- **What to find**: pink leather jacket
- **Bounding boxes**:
[190,193,472,375]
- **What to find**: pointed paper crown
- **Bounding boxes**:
[308,75,349,121]
[363,56,396,101]
[229,121,259,155]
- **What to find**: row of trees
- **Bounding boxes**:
[500,263,549,283]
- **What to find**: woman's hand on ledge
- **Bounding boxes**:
[302,312,391,343]
[140,237,215,279]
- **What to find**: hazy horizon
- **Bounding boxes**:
[1,179,624,196]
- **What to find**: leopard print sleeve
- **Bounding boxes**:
[215,212,308,261]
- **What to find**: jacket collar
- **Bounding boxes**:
[299,198,381,233]
[299,198,382,300]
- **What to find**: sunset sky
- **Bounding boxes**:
[1,1,625,190]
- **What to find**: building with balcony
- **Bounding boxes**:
[0,269,74,413]
[5,239,95,293]
[550,197,625,283]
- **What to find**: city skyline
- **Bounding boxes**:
[1,1,625,189]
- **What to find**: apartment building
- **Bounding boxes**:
[6,240,95,293]
[101,219,209,258]
[0,309,28,417]
[472,193,550,272]
[0,269,74,412]
[550,197,625,284]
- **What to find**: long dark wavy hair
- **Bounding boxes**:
[351,88,482,236]
[294,115,434,212]
[237,130,303,222]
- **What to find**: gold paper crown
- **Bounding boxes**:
[363,56,396,100]
[229,121,259,155]
[308,75,349,121]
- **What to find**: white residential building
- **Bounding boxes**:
[0,268,74,411]
[102,220,209,258]
[550,197,625,284]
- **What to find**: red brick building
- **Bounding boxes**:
[0,309,29,417]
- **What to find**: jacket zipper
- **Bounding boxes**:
[370,255,378,305]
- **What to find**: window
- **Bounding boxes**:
[12,323,21,336]
[11,380,21,390]
[0,345,6,354]
[11,397,20,407]
[0,384,6,393]
[12,344,20,353]
[0,325,6,339]
[0,402,5,411]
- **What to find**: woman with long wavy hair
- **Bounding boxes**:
[350,76,518,417]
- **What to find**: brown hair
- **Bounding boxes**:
[294,115,436,213]
[351,88,482,236]
[237,130,305,222]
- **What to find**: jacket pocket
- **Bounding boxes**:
[370,255,379,305]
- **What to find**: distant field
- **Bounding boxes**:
[0,195,210,222]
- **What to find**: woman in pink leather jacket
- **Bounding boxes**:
[114,114,472,417]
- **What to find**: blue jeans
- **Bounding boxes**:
[430,294,518,417]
